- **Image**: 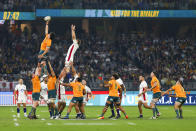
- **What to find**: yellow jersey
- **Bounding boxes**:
[151,76,161,94]
[70,82,85,97]
[172,84,186,98]
[47,76,56,91]
[108,80,121,97]
[40,34,52,51]
[32,76,41,93]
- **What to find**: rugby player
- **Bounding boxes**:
[38,20,55,77]
[137,75,152,118]
[147,72,161,119]
[75,80,92,118]
[28,65,41,119]
[108,73,126,119]
[98,74,128,119]
[40,75,52,117]
[58,25,81,80]
[162,79,187,119]
[46,60,58,119]
[14,78,28,117]
[60,77,86,119]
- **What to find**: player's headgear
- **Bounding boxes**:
[113,73,119,80]
[50,32,55,40]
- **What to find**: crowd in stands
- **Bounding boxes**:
[1,0,196,11]
[0,20,196,91]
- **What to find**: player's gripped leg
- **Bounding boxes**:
[150,99,157,119]
[138,101,143,118]
[155,104,160,117]
[17,103,20,118]
[76,103,81,119]
[109,102,115,118]
[23,103,27,117]
[143,102,152,109]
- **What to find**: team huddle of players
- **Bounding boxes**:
[14,18,187,120]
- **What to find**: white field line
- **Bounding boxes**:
[13,118,17,121]
[64,123,113,125]
[14,123,19,126]
[41,118,46,121]
[13,115,16,117]
[59,119,99,121]
[47,123,53,125]
[128,122,136,126]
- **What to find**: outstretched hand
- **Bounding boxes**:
[71,24,76,31]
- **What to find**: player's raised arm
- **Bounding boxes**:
[162,87,174,96]
[71,24,76,40]
[45,21,49,35]
[48,60,55,77]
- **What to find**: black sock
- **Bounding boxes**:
[100,113,104,117]
[116,108,120,116]
[17,108,20,113]
[155,105,159,114]
[23,108,26,113]
[66,112,70,116]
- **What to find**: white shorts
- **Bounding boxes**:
[83,98,88,104]
[58,94,66,103]
[138,96,148,103]
[40,95,48,103]
[17,97,27,104]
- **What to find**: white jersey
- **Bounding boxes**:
[83,85,92,103]
[40,82,48,97]
[116,78,125,87]
[65,40,79,63]
[15,84,27,98]
[138,81,148,102]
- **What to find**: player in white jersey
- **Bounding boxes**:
[40,75,48,103]
[40,75,53,117]
[14,79,28,117]
[137,75,152,118]
[109,73,126,119]
[56,77,66,118]
[58,25,81,81]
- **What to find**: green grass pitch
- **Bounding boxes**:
[0,106,196,131]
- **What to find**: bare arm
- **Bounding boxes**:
[71,24,76,40]
[138,87,147,97]
[162,88,173,96]
[14,90,17,100]
[121,84,126,96]
[83,88,86,95]
[104,83,112,88]
[118,88,123,99]
[149,82,157,90]
[48,61,55,77]
[45,21,49,35]
[71,62,77,76]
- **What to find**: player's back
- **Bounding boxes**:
[151,76,161,93]
[40,34,51,51]
[47,76,56,91]
[172,84,186,98]
[70,82,84,97]
[108,80,121,97]
[32,76,41,93]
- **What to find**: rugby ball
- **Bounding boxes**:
[44,16,51,21]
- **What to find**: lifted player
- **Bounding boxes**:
[98,74,128,119]
[14,79,28,117]
[162,79,187,119]
[137,75,152,118]
[38,19,55,76]
[147,72,161,119]
[60,77,86,119]
[58,25,81,80]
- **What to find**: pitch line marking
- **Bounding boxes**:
[47,123,53,126]
[128,122,136,126]
[14,123,19,127]
[13,118,17,121]
[64,123,113,125]
[13,115,16,117]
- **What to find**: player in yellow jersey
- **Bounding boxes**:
[28,65,41,119]
[162,79,187,119]
[98,74,128,119]
[148,72,161,119]
[38,19,55,77]
[60,77,86,119]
